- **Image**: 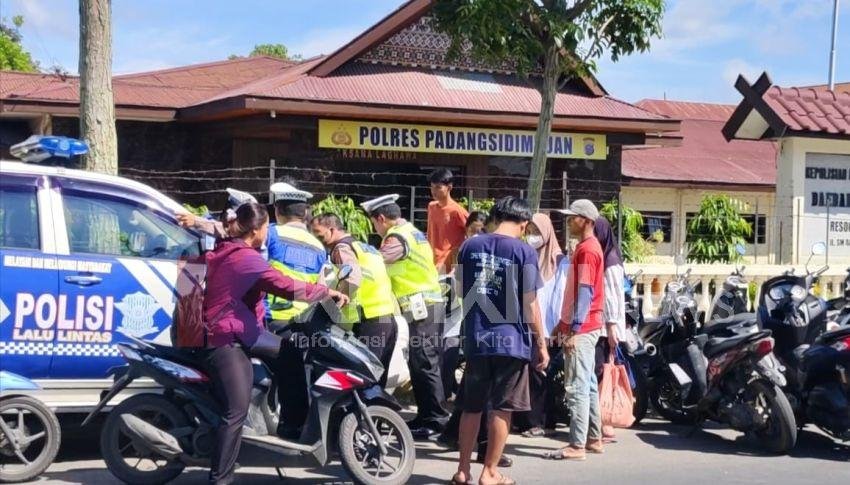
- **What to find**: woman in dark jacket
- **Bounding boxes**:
[203,202,347,484]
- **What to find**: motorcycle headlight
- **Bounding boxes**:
[790,285,807,301]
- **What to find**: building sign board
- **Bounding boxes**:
[318,119,607,160]
[803,153,850,257]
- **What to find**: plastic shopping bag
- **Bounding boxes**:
[600,355,635,428]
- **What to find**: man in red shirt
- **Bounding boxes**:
[426,168,468,274]
[545,199,605,461]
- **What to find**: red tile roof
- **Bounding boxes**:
[763,86,850,136]
[234,62,666,121]
[1,56,296,109]
[624,100,777,186]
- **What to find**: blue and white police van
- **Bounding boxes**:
[0,136,206,412]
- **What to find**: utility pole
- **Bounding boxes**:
[79,0,118,174]
[829,0,840,91]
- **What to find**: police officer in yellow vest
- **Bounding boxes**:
[361,194,449,437]
[267,181,327,439]
[310,212,397,387]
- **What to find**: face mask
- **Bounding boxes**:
[526,234,545,249]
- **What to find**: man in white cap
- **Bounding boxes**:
[176,187,257,239]
[545,199,606,461]
[361,194,449,438]
[267,181,328,439]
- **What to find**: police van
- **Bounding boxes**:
[0,136,206,412]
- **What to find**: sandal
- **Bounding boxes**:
[542,446,587,461]
[482,474,516,485]
[521,427,546,438]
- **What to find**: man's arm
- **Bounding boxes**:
[378,235,407,265]
[331,243,362,297]
[523,290,550,372]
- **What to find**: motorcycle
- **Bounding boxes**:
[757,242,850,441]
[0,372,61,483]
[708,244,751,322]
[82,266,415,485]
[641,259,797,454]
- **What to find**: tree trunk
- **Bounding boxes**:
[527,44,560,211]
[79,0,117,175]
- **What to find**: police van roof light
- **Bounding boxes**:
[10,135,89,163]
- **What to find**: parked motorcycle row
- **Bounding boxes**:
[627,242,850,454]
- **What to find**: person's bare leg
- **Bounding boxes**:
[479,410,511,485]
[455,411,482,483]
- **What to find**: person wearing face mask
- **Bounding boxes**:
[516,213,569,437]
[310,212,398,386]
[201,202,348,484]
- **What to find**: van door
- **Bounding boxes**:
[50,181,202,379]
[0,174,59,378]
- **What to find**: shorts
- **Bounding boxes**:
[461,355,530,413]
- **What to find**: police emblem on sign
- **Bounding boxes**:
[115,292,160,337]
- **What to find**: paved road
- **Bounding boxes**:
[24,415,850,484]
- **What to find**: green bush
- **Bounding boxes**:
[600,199,656,263]
[459,197,495,213]
[686,195,752,264]
[312,195,373,242]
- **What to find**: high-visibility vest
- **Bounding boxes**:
[336,237,397,325]
[383,222,442,310]
[267,223,327,321]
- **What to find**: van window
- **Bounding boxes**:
[0,187,40,250]
[63,192,200,260]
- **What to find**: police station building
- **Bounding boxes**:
[0,0,679,233]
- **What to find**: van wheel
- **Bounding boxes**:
[101,394,187,485]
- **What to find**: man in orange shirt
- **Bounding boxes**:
[426,168,468,274]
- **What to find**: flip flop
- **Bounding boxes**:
[521,427,546,438]
[449,473,473,485]
[542,447,587,461]
[482,474,516,485]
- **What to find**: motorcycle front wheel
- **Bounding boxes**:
[745,380,797,454]
[0,396,61,484]
[649,378,696,425]
[100,394,188,485]
[338,405,415,485]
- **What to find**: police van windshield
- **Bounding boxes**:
[63,192,200,260]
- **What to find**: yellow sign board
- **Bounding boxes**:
[318,119,607,160]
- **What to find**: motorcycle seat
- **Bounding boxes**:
[703,330,770,359]
[814,324,850,345]
[701,313,758,338]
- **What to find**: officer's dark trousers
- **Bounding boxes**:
[206,344,253,485]
[353,315,398,388]
[276,329,309,433]
[406,304,449,428]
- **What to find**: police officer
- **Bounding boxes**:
[310,212,398,386]
[267,182,327,439]
[361,194,449,437]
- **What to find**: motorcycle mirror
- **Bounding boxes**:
[735,243,746,256]
[811,242,826,256]
[674,254,685,267]
[338,264,353,282]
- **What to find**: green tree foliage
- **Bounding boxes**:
[312,195,373,243]
[1,15,38,72]
[600,199,659,263]
[432,0,664,210]
[686,194,752,264]
[230,43,302,61]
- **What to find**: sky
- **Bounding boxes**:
[2,0,849,104]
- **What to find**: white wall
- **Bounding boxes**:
[621,186,776,264]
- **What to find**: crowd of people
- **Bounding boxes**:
[176,169,630,485]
